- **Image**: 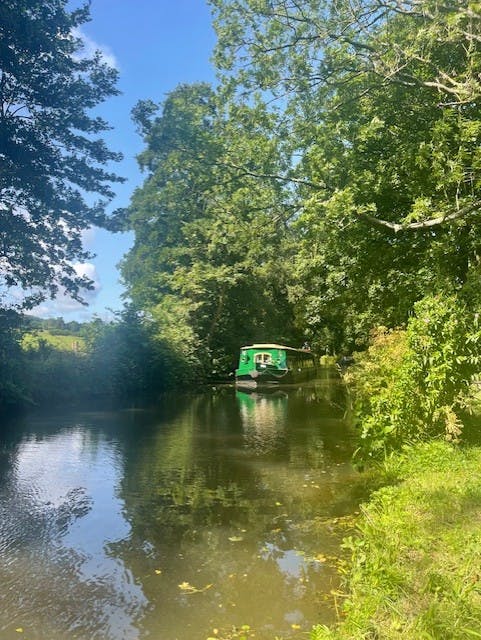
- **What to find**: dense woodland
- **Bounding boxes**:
[2,0,481,456]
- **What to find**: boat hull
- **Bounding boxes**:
[235,366,317,388]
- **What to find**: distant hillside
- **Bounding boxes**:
[25,315,85,336]
[22,329,86,353]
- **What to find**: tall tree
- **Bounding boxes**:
[0,0,123,309]
[122,83,300,373]
[211,0,481,347]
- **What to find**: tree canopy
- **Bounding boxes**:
[118,1,481,363]
[122,83,303,372]
[0,0,123,309]
[206,0,481,347]
[5,0,481,411]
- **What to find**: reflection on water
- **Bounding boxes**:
[0,378,359,640]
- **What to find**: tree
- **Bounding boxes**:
[212,0,481,228]
[83,310,168,399]
[122,83,301,374]
[0,310,28,407]
[0,0,123,309]
[210,0,481,347]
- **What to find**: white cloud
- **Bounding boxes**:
[74,261,99,286]
[72,27,119,70]
[30,262,102,318]
[81,226,96,248]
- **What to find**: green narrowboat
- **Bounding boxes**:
[235,343,317,388]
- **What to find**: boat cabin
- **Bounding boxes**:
[235,343,317,386]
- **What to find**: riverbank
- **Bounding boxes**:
[313,440,481,639]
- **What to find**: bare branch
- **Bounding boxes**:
[219,160,325,190]
[359,201,481,233]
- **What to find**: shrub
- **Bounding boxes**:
[348,294,481,461]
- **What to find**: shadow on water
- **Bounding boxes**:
[0,378,362,640]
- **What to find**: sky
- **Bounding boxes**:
[33,1,217,321]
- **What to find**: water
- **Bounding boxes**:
[0,378,361,640]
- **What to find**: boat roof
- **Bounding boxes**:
[241,343,310,352]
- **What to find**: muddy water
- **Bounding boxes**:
[0,378,361,640]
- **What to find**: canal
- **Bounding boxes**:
[0,378,361,640]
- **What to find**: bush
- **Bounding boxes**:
[21,336,91,404]
[348,294,481,461]
[0,311,30,408]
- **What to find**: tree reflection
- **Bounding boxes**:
[0,422,146,640]
[113,383,358,638]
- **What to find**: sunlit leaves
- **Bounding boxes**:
[348,293,481,459]
[123,83,300,374]
[210,0,481,350]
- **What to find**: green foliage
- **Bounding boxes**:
[148,296,203,380]
[348,294,481,460]
[0,0,123,309]
[24,315,84,335]
[0,313,92,408]
[210,0,481,346]
[22,340,91,405]
[85,307,196,399]
[1,308,197,409]
[8,1,481,400]
[0,311,30,407]
[122,83,301,376]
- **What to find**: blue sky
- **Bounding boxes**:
[34,1,217,320]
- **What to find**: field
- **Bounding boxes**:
[22,330,86,353]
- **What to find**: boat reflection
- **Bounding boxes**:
[236,389,288,454]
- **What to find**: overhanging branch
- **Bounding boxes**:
[359,201,481,232]
[219,160,325,190]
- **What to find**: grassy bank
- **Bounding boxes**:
[313,441,481,639]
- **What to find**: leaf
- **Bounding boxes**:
[178,581,213,594]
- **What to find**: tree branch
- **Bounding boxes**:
[219,160,325,190]
[359,201,481,232]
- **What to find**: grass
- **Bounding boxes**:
[22,330,85,352]
[312,440,481,639]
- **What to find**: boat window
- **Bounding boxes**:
[254,352,272,365]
